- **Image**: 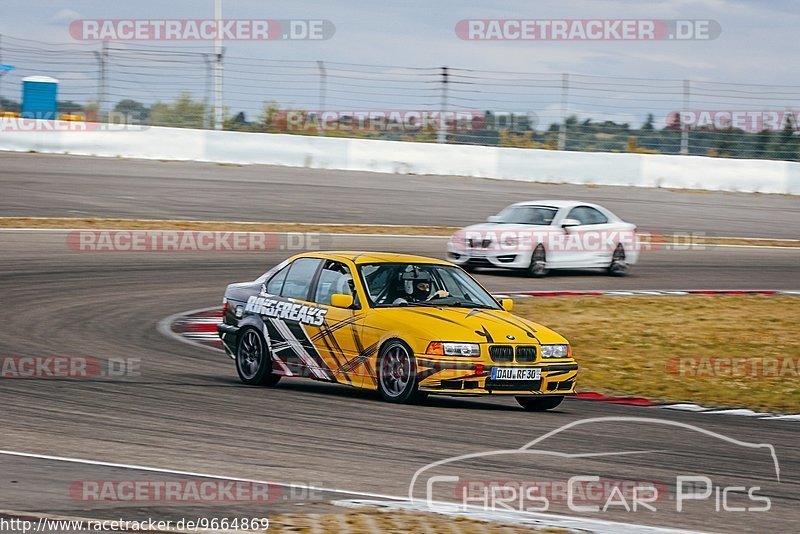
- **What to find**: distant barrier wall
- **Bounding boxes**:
[1,122,796,194]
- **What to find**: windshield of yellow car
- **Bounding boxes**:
[357,263,501,309]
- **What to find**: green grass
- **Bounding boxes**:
[515,296,800,412]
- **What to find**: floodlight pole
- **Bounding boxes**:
[680,79,690,155]
[317,60,326,136]
[93,40,109,121]
[214,0,224,130]
[558,73,569,150]
[437,66,448,143]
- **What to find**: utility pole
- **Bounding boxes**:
[214,0,224,130]
[558,73,569,150]
[437,66,448,143]
[203,53,214,129]
[680,79,690,155]
[317,60,326,136]
[94,40,109,122]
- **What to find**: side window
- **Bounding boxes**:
[281,258,322,300]
[568,206,608,225]
[265,265,289,295]
[313,261,354,305]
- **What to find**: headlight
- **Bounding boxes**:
[540,344,569,358]
[426,342,481,357]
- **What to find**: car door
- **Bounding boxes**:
[560,205,615,267]
[308,259,367,388]
[257,256,339,382]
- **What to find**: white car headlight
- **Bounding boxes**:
[443,342,481,357]
[427,342,481,357]
[540,344,569,358]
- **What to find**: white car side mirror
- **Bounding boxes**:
[561,218,581,228]
[487,215,500,223]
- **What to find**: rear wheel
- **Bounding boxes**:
[528,245,549,278]
[516,395,564,411]
[377,340,422,404]
[236,328,281,386]
[608,244,629,276]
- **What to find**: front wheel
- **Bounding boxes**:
[377,340,422,404]
[607,244,629,276]
[516,395,564,411]
[236,328,281,386]
[528,245,549,278]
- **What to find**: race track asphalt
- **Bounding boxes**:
[1,151,798,238]
[0,232,798,532]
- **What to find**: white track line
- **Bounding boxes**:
[0,450,703,534]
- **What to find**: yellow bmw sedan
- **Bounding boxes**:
[217,252,577,410]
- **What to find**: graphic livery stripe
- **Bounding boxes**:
[286,320,338,382]
[270,319,331,381]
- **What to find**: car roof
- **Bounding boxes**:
[510,200,593,209]
[295,251,453,266]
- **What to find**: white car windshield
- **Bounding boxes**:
[495,205,558,225]
[358,263,500,309]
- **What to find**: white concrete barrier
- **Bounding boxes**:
[0,121,797,194]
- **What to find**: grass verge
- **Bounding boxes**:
[514,296,800,413]
[270,509,565,533]
[0,217,456,236]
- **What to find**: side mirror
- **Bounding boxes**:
[487,215,500,223]
[561,218,581,228]
[330,293,354,309]
[500,298,514,312]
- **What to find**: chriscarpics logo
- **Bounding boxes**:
[408,417,779,517]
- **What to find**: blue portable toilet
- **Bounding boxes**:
[22,76,59,120]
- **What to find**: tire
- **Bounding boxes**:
[377,339,422,404]
[528,245,549,278]
[607,244,629,276]
[235,327,281,386]
[516,395,564,411]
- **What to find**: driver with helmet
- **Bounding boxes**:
[393,265,449,304]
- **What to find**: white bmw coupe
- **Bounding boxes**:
[447,200,640,277]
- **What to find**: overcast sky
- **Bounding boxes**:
[1,0,798,125]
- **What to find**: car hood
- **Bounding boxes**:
[376,306,568,345]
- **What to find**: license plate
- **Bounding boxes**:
[491,367,541,380]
